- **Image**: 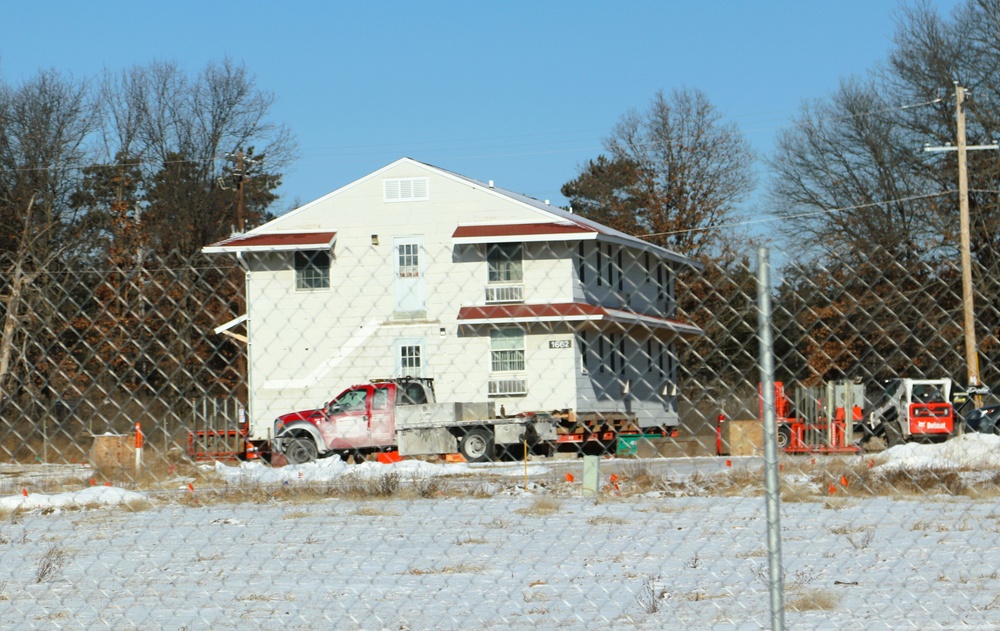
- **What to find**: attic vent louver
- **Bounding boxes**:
[384,177,430,202]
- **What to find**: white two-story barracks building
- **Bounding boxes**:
[205,158,703,443]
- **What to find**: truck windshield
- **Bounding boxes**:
[912,384,945,403]
[332,390,367,412]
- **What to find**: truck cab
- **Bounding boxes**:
[271,378,556,465]
[273,378,435,464]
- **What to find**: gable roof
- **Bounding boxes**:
[203,158,700,268]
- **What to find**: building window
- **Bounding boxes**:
[294,250,330,290]
[397,243,420,278]
[490,328,525,372]
[399,345,422,377]
[596,246,603,287]
[487,243,523,283]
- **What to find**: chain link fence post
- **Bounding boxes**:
[758,247,785,628]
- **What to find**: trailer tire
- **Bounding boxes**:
[283,436,319,465]
[776,425,791,449]
[459,428,494,463]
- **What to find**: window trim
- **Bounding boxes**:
[294,249,331,291]
[490,328,526,373]
[487,243,524,284]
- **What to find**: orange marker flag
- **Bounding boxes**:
[840,475,849,487]
[565,472,574,483]
[829,483,836,495]
[21,488,27,497]
[187,483,195,492]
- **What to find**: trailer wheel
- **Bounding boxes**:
[283,436,319,464]
[459,428,494,463]
[776,425,791,449]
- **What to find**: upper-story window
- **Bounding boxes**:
[384,177,429,202]
[487,243,523,283]
[397,243,420,278]
[490,328,525,372]
[294,250,331,290]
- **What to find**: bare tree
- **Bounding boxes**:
[768,0,1000,266]
[563,88,756,261]
[88,59,295,255]
[767,78,940,263]
[0,69,95,256]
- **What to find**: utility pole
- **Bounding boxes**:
[235,150,245,232]
[924,83,998,403]
[224,150,255,232]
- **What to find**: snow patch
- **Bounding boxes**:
[206,456,548,484]
[0,486,148,511]
[876,433,1000,471]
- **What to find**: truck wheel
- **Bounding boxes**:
[283,436,319,464]
[459,428,494,463]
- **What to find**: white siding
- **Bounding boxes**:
[239,160,683,438]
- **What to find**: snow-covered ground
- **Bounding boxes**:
[1,435,999,629]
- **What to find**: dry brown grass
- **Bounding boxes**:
[780,482,820,503]
[786,588,840,612]
[350,506,400,517]
[587,515,629,526]
[515,497,561,516]
[810,466,977,498]
[405,563,483,575]
[172,470,441,506]
[616,460,666,495]
[35,545,71,583]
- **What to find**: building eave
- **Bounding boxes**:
[203,231,337,254]
[456,302,704,336]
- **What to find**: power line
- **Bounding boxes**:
[637,190,958,241]
[0,96,945,177]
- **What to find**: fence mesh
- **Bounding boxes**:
[1,242,999,629]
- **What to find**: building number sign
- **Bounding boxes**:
[549,340,572,349]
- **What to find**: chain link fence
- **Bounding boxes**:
[1,243,999,629]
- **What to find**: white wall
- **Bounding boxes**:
[240,161,686,439]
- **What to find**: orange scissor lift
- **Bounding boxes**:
[768,381,861,454]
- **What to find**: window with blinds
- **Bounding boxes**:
[490,328,525,373]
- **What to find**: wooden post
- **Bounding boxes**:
[955,85,982,406]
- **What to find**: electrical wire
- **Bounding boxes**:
[637,190,957,241]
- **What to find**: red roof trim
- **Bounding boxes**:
[204,231,337,251]
[452,223,596,239]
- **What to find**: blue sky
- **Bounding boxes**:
[1,1,965,216]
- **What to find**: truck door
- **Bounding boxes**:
[369,384,395,446]
[319,386,373,449]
